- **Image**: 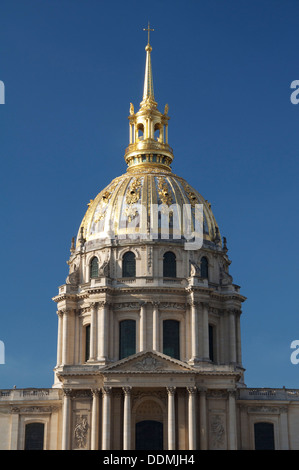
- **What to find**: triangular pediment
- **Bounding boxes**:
[103,350,194,373]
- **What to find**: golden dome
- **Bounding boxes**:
[76,167,220,248]
[76,31,221,250]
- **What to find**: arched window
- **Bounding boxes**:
[200,256,209,279]
[254,422,275,450]
[90,257,98,279]
[119,320,136,359]
[24,423,44,450]
[85,324,90,362]
[163,320,180,359]
[122,251,136,278]
[163,251,176,278]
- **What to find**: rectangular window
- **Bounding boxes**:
[163,320,180,359]
[119,320,136,359]
[85,325,90,362]
[209,324,214,362]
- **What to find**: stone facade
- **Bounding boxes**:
[1,34,299,451]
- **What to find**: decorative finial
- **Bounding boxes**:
[70,236,75,254]
[143,21,154,45]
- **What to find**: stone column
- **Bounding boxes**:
[91,389,100,450]
[199,388,207,450]
[56,310,63,366]
[9,410,19,450]
[88,302,97,361]
[187,387,197,450]
[123,386,132,450]
[98,301,108,362]
[62,309,70,365]
[139,302,147,351]
[152,302,159,351]
[102,387,112,450]
[202,302,209,360]
[62,388,72,450]
[167,387,176,450]
[236,311,242,365]
[190,301,199,362]
[228,310,236,364]
[228,390,237,450]
[279,407,289,450]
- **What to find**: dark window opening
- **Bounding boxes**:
[200,256,209,279]
[163,320,180,359]
[24,423,44,450]
[254,422,275,450]
[122,251,136,278]
[119,320,136,359]
[85,324,90,362]
[136,421,163,450]
[209,324,214,362]
[90,257,99,278]
[163,251,176,278]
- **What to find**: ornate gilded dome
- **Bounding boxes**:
[76,31,221,250]
[77,168,220,248]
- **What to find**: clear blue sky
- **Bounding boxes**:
[0,0,299,389]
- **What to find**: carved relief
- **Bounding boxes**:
[210,414,226,449]
[133,355,163,371]
[73,415,89,449]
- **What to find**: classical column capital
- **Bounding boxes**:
[102,386,112,396]
[122,386,132,396]
[187,386,197,395]
[91,388,101,398]
[90,302,98,309]
[166,386,176,396]
[63,388,73,398]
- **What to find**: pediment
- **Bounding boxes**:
[103,351,194,374]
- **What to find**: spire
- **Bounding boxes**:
[141,23,156,109]
[124,24,174,171]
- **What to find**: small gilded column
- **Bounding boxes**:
[91,389,100,450]
[187,387,197,450]
[123,386,132,450]
[102,387,112,450]
[167,387,176,450]
[62,388,72,450]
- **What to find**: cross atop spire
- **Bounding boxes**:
[143,21,154,45]
[142,22,156,107]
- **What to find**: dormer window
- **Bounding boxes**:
[122,251,136,278]
[200,256,209,279]
[90,257,99,279]
[163,251,176,278]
